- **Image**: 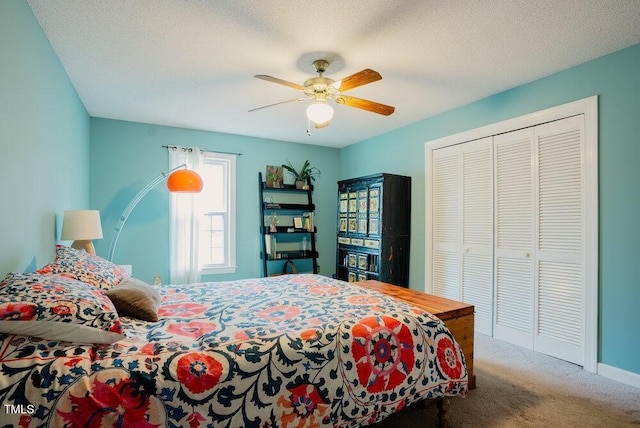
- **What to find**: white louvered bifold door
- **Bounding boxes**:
[461,138,494,335]
[493,128,535,349]
[432,145,460,300]
[533,116,585,365]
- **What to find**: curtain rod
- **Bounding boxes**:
[162,145,242,156]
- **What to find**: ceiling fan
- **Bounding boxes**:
[250,59,395,129]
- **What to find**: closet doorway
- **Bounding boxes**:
[425,96,598,372]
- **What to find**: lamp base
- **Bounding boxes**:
[71,240,96,255]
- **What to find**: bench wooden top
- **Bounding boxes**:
[353,280,474,321]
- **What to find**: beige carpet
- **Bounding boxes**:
[375,333,640,427]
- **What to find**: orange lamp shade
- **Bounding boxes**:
[166,169,203,192]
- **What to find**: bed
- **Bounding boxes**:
[0,246,468,427]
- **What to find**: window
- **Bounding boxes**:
[197,152,236,274]
[168,146,236,283]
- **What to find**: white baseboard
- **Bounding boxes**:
[597,363,640,389]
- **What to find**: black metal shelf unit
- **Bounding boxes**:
[259,172,319,276]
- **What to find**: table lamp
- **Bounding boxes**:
[61,210,103,255]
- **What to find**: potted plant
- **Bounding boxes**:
[282,160,321,189]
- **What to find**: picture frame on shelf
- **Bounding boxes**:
[303,212,314,232]
[265,165,283,188]
[339,217,347,232]
[293,216,303,229]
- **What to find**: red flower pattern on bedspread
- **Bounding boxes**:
[277,380,331,427]
[351,315,415,393]
[436,336,464,380]
[159,302,208,318]
[0,302,37,320]
[0,274,468,427]
[256,304,301,322]
[54,369,165,427]
[167,320,217,338]
[176,352,224,394]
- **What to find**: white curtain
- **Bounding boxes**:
[168,146,204,284]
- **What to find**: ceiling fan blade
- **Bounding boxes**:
[255,75,304,91]
[335,95,395,116]
[249,97,308,112]
[334,69,382,92]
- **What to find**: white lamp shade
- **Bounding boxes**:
[306,102,334,124]
[61,210,103,240]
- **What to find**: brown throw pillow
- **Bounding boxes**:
[106,277,161,322]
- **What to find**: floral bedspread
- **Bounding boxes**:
[0,274,468,427]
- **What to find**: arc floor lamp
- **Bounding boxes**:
[107,164,203,262]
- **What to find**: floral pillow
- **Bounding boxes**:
[0,272,125,344]
[36,245,129,290]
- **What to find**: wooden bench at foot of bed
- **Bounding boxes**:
[354,280,476,390]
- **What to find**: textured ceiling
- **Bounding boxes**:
[27,0,640,148]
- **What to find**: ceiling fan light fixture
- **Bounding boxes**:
[306,101,334,124]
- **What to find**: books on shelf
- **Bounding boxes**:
[303,212,314,232]
[265,235,276,259]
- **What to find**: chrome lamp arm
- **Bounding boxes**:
[107,164,187,262]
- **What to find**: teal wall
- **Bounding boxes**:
[0,0,90,278]
[341,44,640,375]
[90,118,339,284]
[5,0,639,377]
